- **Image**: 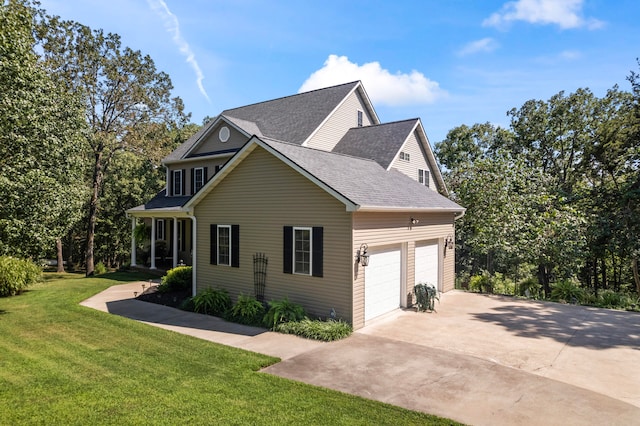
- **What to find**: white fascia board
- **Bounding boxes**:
[355,206,466,214]
[126,208,191,218]
[162,150,236,166]
[412,119,449,197]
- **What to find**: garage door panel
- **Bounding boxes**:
[365,247,400,321]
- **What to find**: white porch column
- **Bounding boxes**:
[130,217,137,267]
[150,218,157,270]
[173,217,178,268]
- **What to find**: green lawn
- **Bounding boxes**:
[0,271,456,425]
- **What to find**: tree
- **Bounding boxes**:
[0,1,87,261]
[35,16,190,275]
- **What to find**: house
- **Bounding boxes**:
[127,81,464,329]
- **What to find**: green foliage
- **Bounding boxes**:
[192,288,231,316]
[226,294,265,326]
[469,273,493,293]
[413,283,439,312]
[550,279,584,303]
[491,272,516,295]
[263,297,306,330]
[94,262,107,275]
[158,266,192,293]
[0,256,42,297]
[518,277,541,299]
[0,1,88,259]
[276,318,353,341]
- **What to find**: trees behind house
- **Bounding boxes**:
[0,0,196,273]
[0,1,87,263]
[437,68,640,297]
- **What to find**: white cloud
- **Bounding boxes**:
[483,0,605,30]
[299,55,446,106]
[458,38,499,56]
[147,0,210,102]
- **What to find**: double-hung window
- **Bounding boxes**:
[283,226,323,277]
[418,169,430,187]
[173,170,184,196]
[209,224,239,267]
[194,167,205,193]
[156,219,165,241]
[294,227,311,275]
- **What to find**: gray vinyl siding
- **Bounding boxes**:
[390,130,435,191]
[352,211,456,329]
[190,122,248,156]
[305,90,373,152]
[194,146,353,322]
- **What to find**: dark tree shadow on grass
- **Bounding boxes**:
[470,295,640,350]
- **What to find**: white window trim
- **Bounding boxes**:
[156,219,165,241]
[357,109,363,127]
[293,226,312,276]
[400,151,410,162]
[217,225,231,266]
[173,170,183,196]
[194,167,204,192]
[419,169,430,187]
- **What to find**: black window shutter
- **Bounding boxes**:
[283,226,293,274]
[168,170,173,196]
[181,169,186,195]
[312,227,323,277]
[190,168,195,195]
[210,224,217,265]
[231,225,240,268]
[204,167,208,182]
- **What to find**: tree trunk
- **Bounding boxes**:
[593,258,599,298]
[601,255,607,290]
[56,238,65,273]
[85,150,103,276]
[633,256,640,295]
[538,264,550,298]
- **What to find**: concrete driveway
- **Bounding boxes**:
[264,291,640,425]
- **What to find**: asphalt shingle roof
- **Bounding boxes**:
[332,119,419,169]
[261,138,463,211]
[127,189,191,212]
[222,81,360,144]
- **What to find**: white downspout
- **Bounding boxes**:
[188,215,197,297]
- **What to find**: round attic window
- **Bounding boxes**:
[219,126,230,142]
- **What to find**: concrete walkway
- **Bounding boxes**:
[80,281,324,360]
[82,283,640,425]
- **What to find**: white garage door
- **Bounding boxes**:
[415,243,439,290]
[365,247,401,321]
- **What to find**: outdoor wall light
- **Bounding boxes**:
[410,217,420,225]
[445,234,454,249]
[355,243,370,267]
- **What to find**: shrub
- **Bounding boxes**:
[550,279,584,303]
[518,277,541,299]
[491,272,515,295]
[226,294,265,326]
[192,288,231,316]
[413,283,439,312]
[263,297,306,330]
[276,318,352,341]
[94,261,108,275]
[158,266,192,293]
[178,296,195,312]
[0,256,42,297]
[469,273,493,293]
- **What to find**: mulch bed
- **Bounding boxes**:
[136,286,191,309]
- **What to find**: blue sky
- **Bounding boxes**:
[39,0,639,144]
